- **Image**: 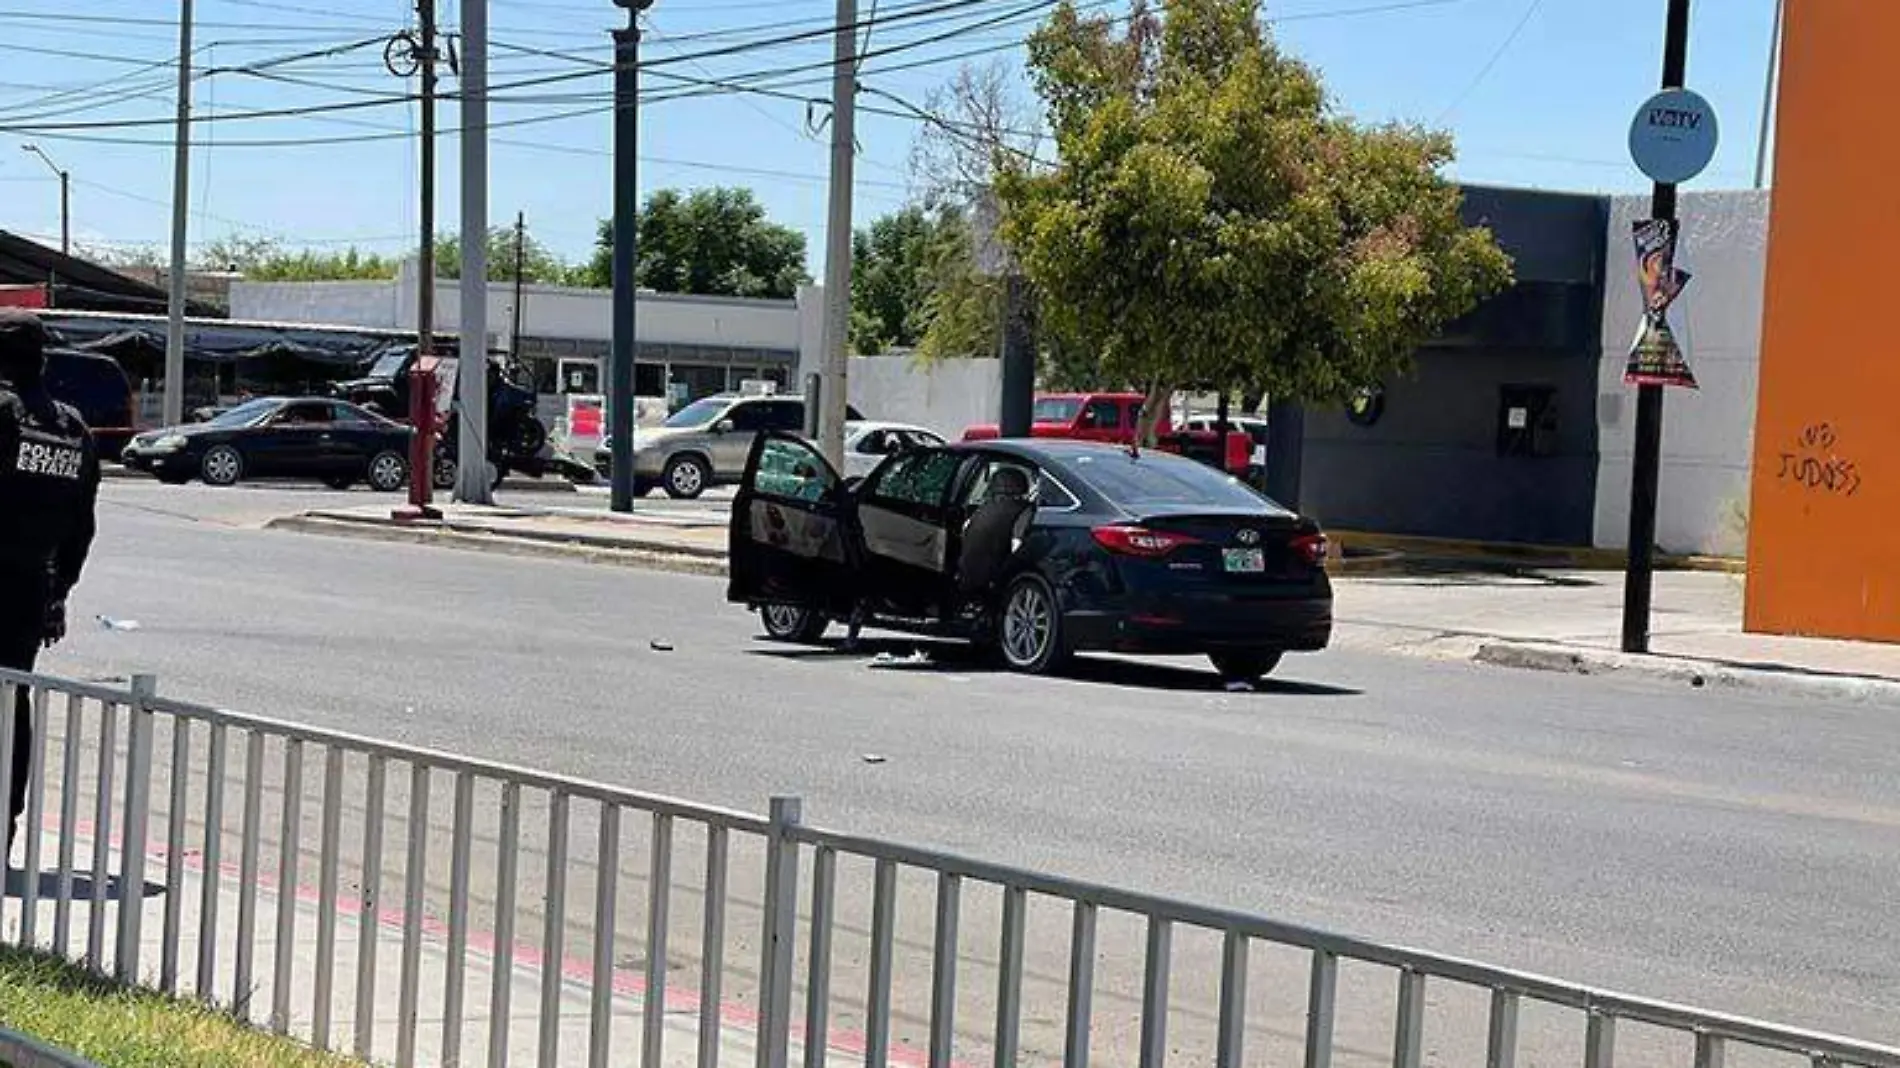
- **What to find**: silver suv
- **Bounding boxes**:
[595,394,864,499]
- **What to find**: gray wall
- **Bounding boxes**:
[1298,185,1608,545]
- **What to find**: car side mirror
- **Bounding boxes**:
[714,419,736,435]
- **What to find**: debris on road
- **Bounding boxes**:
[868,651,931,670]
[861,754,888,765]
[650,639,675,652]
[1223,679,1255,693]
[96,616,142,632]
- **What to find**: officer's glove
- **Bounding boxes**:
[42,600,66,649]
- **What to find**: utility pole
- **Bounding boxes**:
[1753,0,1783,189]
[417,0,438,368]
[386,3,444,516]
[1620,0,1692,655]
[455,0,493,504]
[609,0,653,513]
[816,0,858,469]
[162,0,194,429]
[19,145,69,255]
[510,212,525,360]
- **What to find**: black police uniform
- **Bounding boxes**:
[0,378,100,849]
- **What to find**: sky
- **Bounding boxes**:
[0,0,1781,272]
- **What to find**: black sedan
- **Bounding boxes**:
[121,396,414,492]
[727,434,1332,682]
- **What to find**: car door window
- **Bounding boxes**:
[725,403,771,432]
[866,449,961,517]
[1083,399,1121,430]
[754,436,836,503]
[766,401,806,432]
[276,402,332,427]
[856,430,889,455]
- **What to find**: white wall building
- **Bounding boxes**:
[1593,190,1769,558]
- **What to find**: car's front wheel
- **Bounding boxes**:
[998,573,1070,675]
[200,445,243,487]
[365,450,410,493]
[760,604,829,644]
[663,454,711,500]
[1209,649,1284,683]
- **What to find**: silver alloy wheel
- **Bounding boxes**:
[368,451,408,492]
[667,457,707,498]
[762,604,808,638]
[1002,580,1053,667]
[202,445,242,486]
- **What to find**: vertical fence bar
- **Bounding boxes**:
[270,738,304,1034]
[804,846,837,1068]
[487,781,522,1068]
[994,886,1026,1068]
[1692,1033,1723,1068]
[159,713,189,992]
[864,857,897,1068]
[1585,1012,1615,1068]
[84,701,117,973]
[1138,917,1172,1068]
[699,826,730,1068]
[53,693,83,958]
[538,790,571,1068]
[195,721,227,1002]
[0,683,18,945]
[114,676,156,983]
[1216,931,1248,1068]
[442,771,475,1068]
[929,873,962,1068]
[756,797,802,1068]
[588,804,622,1068]
[19,690,50,951]
[1487,990,1519,1068]
[1304,950,1338,1068]
[233,730,266,1018]
[314,747,344,1050]
[1394,969,1426,1068]
[397,763,431,1068]
[354,754,388,1060]
[642,813,671,1068]
[1064,902,1097,1068]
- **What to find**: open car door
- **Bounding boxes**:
[728,432,859,618]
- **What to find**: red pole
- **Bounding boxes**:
[396,361,441,520]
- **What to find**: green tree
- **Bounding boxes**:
[998,0,1513,440]
[583,187,808,298]
[433,225,570,283]
[197,236,398,281]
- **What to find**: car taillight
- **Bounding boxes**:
[1292,533,1329,567]
[1092,525,1201,557]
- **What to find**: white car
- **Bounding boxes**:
[843,421,946,479]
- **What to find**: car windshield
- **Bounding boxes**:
[664,397,732,429]
[206,399,280,429]
[1032,398,1082,423]
[1066,450,1291,515]
[368,351,409,378]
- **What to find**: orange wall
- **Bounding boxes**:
[1747,0,1900,641]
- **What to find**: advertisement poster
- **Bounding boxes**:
[1624,218,1698,389]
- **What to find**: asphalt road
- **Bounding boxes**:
[41,482,1900,1063]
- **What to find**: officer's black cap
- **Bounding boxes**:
[0,308,49,364]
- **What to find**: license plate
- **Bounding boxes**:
[1222,548,1266,573]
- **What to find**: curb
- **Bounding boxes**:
[268,515,728,577]
[1332,530,1746,575]
[1473,640,1900,706]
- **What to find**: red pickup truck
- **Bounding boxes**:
[963,392,1252,475]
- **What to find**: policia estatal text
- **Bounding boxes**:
[0,309,100,856]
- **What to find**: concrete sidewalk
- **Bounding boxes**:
[269,502,1900,701]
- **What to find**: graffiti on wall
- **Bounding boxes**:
[1777,422,1862,497]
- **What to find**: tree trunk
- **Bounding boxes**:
[1137,379,1171,447]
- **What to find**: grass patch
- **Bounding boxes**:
[0,945,364,1067]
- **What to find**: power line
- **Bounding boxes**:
[1435,0,1543,123]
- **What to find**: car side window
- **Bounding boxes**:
[868,449,961,511]
[725,402,769,432]
[857,430,889,455]
[766,401,806,432]
[1083,398,1121,430]
[278,403,332,426]
[754,437,835,502]
[330,403,371,425]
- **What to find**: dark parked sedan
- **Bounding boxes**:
[121,396,414,491]
[727,434,1332,681]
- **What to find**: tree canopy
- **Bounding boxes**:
[583,186,808,299]
[996,0,1513,434]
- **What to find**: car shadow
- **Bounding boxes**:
[750,637,1362,697]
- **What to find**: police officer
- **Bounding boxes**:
[0,309,100,856]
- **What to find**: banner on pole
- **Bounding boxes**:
[1625,218,1698,389]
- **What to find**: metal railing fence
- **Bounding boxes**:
[1,666,1897,1068]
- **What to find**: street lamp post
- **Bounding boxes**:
[609,0,653,514]
[20,145,69,255]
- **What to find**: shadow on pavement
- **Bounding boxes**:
[750,638,1362,697]
[5,868,167,901]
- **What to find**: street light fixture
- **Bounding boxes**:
[607,0,654,513]
[19,143,70,255]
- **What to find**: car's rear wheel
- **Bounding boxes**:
[366,450,410,493]
[760,604,829,644]
[998,573,1069,675]
[200,445,243,487]
[1209,649,1284,683]
[663,454,711,500]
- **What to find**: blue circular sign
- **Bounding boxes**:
[1629,88,1719,185]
